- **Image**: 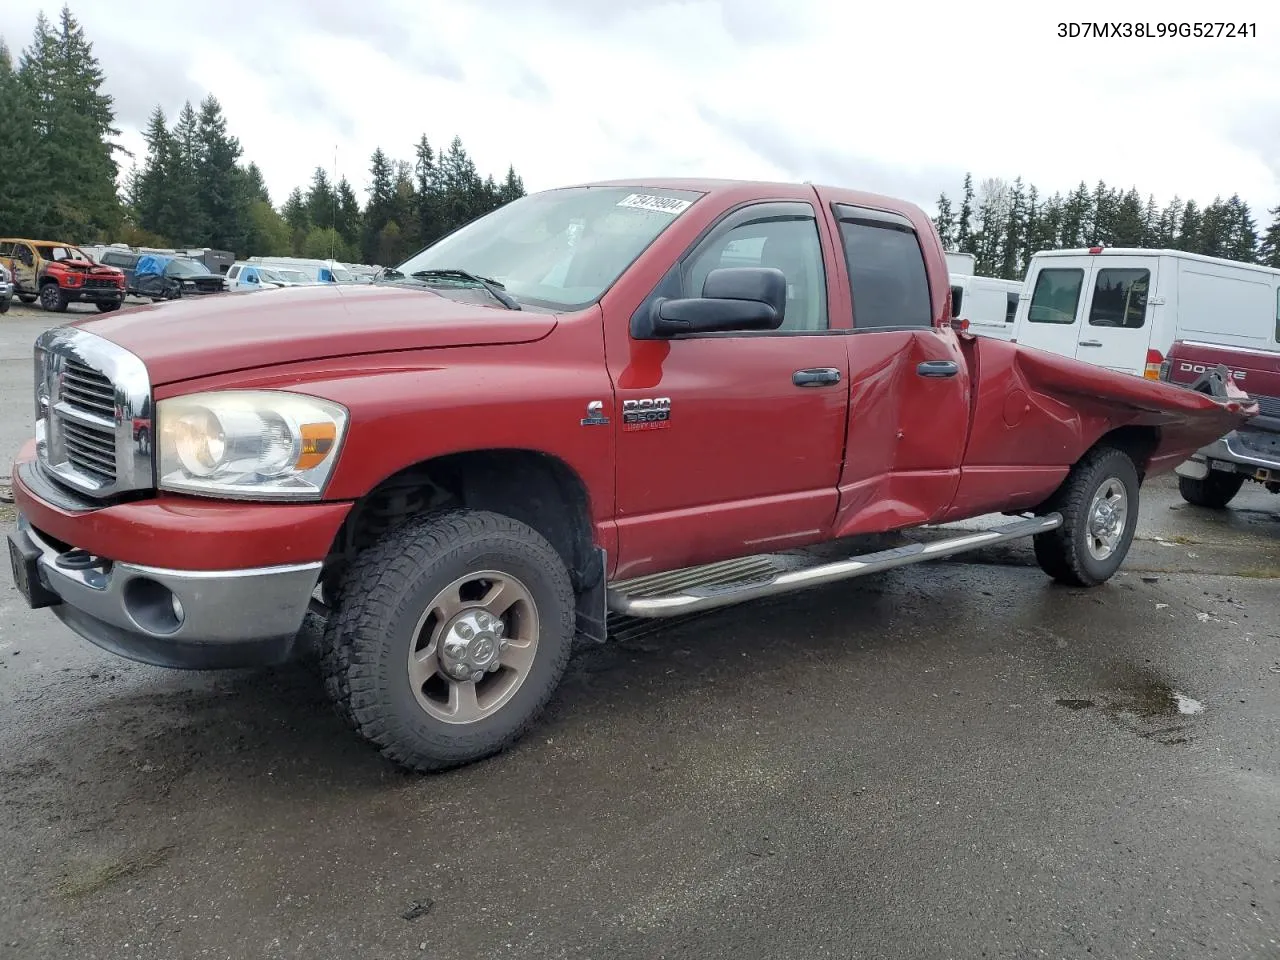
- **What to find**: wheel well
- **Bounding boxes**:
[325,450,600,598]
[1094,425,1160,480]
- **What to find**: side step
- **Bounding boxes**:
[606,513,1063,619]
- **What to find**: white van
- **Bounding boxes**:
[246,256,357,284]
[949,273,1022,341]
[1011,246,1280,379]
[946,251,976,277]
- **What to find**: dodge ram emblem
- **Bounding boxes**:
[622,397,671,432]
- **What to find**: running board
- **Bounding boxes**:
[606,513,1063,619]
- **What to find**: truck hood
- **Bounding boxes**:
[69,283,559,385]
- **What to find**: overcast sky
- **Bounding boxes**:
[6,0,1279,219]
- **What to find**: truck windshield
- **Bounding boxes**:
[388,185,704,311]
[166,259,211,277]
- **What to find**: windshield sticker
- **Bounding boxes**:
[616,194,693,216]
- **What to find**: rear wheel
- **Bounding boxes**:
[39,283,67,312]
[1178,472,1244,509]
[18,294,36,304]
[320,509,576,773]
[1034,446,1140,587]
[95,301,121,313]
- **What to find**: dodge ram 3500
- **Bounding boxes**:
[7,179,1255,773]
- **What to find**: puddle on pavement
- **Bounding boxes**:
[1054,662,1205,745]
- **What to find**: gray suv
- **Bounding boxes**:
[0,261,12,313]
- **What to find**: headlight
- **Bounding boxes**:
[157,390,348,500]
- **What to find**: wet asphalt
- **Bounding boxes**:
[2,311,1279,960]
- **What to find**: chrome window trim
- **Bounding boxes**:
[35,326,153,498]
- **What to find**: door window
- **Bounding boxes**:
[1005,291,1019,323]
[683,213,828,332]
[1088,268,1150,328]
[1028,268,1084,324]
[835,216,933,330]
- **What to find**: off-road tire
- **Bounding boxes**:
[39,283,67,313]
[0,297,9,314]
[1178,472,1244,510]
[95,301,121,313]
[1033,446,1140,587]
[319,508,576,773]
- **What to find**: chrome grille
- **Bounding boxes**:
[1252,394,1280,419]
[34,327,153,499]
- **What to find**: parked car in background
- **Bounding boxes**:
[949,273,1021,341]
[0,262,13,313]
[97,248,141,290]
[245,256,358,284]
[0,238,126,313]
[133,254,227,301]
[945,251,977,276]
[225,262,317,292]
[1161,330,1280,508]
[1010,246,1280,380]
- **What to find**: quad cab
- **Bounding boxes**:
[7,179,1255,773]
[0,239,126,313]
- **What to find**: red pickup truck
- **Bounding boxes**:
[1161,339,1280,507]
[7,179,1253,772]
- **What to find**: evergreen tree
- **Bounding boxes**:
[1113,188,1146,247]
[955,173,975,253]
[282,186,310,256]
[497,165,525,205]
[1224,194,1258,262]
[334,177,363,258]
[18,6,122,239]
[305,167,338,235]
[242,162,271,205]
[362,147,396,263]
[134,105,175,242]
[1177,200,1201,252]
[1141,194,1160,245]
[1259,206,1280,268]
[413,135,443,247]
[195,94,247,251]
[1198,197,1226,258]
[0,40,49,235]
[1060,182,1091,247]
[162,101,205,244]
[933,193,955,249]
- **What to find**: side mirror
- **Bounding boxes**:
[648,267,787,337]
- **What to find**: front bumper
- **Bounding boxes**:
[9,512,321,669]
[66,286,125,303]
[0,280,13,300]
[1174,428,1280,481]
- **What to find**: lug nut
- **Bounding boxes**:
[487,661,500,672]
[444,640,465,659]
[471,670,484,682]
[499,639,509,649]
[457,624,474,640]
[494,621,505,637]
[476,613,491,628]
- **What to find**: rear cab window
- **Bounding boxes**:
[1005,292,1019,323]
[951,284,964,317]
[1089,268,1150,328]
[832,205,933,331]
[1028,268,1085,324]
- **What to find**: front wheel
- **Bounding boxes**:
[39,283,67,312]
[1034,446,1140,587]
[95,300,121,313]
[320,509,576,773]
[1178,471,1244,509]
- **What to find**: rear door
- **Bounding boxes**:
[12,242,39,294]
[1076,256,1158,376]
[825,202,972,535]
[1016,257,1095,360]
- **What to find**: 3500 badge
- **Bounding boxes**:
[622,397,671,432]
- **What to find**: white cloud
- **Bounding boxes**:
[4,0,1278,217]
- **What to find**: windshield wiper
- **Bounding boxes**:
[409,269,521,310]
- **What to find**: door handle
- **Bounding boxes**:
[916,360,959,378]
[793,367,842,387]
[1078,340,1103,348]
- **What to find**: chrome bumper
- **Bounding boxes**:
[1174,430,1280,480]
[13,513,320,669]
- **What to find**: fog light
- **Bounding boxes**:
[171,594,185,623]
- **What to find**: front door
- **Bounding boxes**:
[12,242,38,295]
[604,200,851,580]
[1075,255,1158,376]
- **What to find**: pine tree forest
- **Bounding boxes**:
[936,173,1280,279]
[0,5,528,267]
